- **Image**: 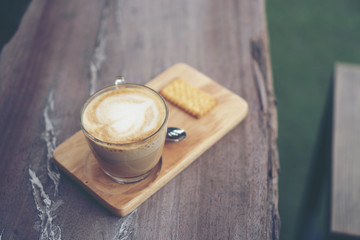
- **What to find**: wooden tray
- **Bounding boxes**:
[53,63,248,216]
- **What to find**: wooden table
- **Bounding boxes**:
[0,0,280,239]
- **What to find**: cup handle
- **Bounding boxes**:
[115,76,126,86]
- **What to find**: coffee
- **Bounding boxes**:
[82,88,166,143]
[81,84,168,183]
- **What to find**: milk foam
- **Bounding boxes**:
[82,88,166,144]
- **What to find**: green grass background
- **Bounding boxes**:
[267,0,360,239]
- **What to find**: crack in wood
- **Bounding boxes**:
[113,210,137,240]
[251,38,281,239]
[89,0,110,95]
[251,39,268,114]
[28,90,64,240]
[29,168,63,240]
[43,90,61,196]
[252,58,268,114]
[251,39,268,84]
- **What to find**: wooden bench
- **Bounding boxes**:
[331,62,360,236]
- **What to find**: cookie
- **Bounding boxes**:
[160,79,217,118]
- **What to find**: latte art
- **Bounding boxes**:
[82,88,166,144]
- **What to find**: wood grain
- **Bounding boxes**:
[331,63,360,236]
[53,63,248,216]
[0,0,280,239]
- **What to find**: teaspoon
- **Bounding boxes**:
[166,127,187,142]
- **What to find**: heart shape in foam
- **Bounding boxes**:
[83,89,165,144]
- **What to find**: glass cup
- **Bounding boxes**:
[80,79,168,183]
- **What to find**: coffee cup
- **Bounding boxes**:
[80,78,168,183]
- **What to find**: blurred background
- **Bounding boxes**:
[267,0,360,239]
[1,0,360,239]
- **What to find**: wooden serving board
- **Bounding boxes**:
[53,63,248,216]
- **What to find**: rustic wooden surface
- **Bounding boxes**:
[0,0,280,239]
[331,63,360,237]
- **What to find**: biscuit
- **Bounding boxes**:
[160,79,217,118]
